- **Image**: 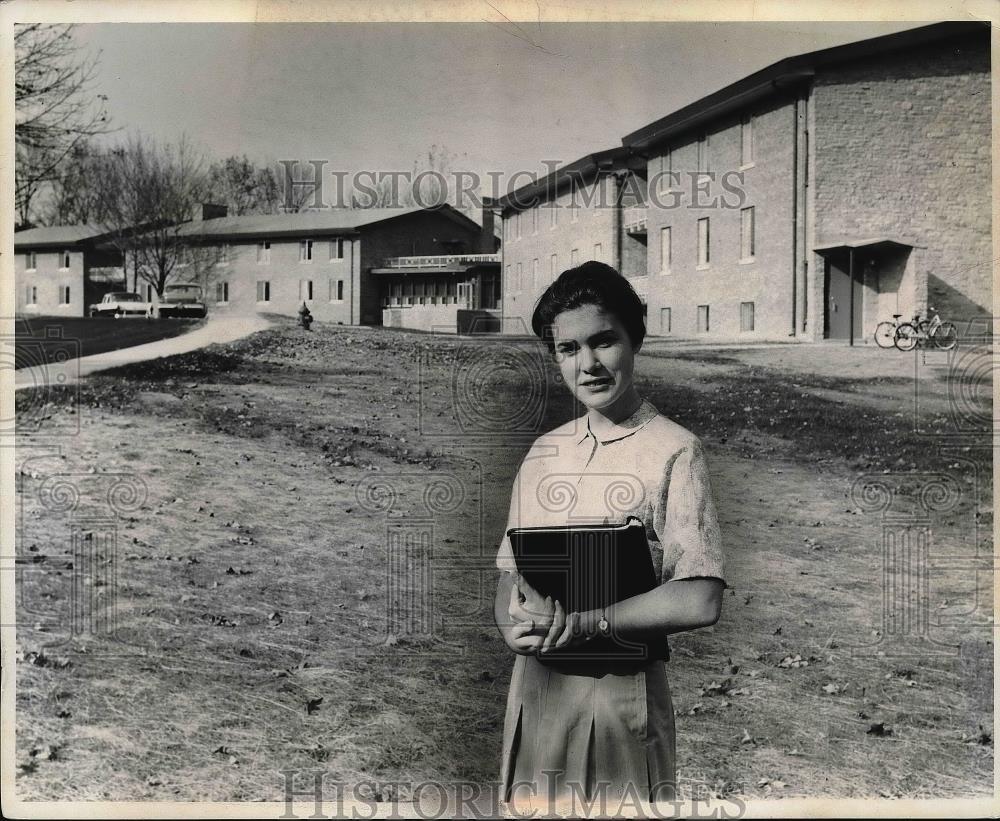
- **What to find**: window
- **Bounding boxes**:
[329,278,345,301]
[299,279,313,300]
[330,238,344,260]
[658,150,673,192]
[697,218,710,267]
[697,135,710,173]
[550,253,558,279]
[550,201,558,228]
[741,115,754,167]
[697,304,710,333]
[299,240,313,262]
[570,248,579,266]
[505,264,512,291]
[516,213,522,240]
[531,258,538,290]
[593,243,602,262]
[216,281,229,303]
[257,241,271,264]
[59,285,70,305]
[740,301,755,332]
[660,307,671,334]
[256,280,270,302]
[142,283,154,302]
[516,262,523,291]
[531,208,538,235]
[570,192,578,223]
[740,207,756,261]
[659,227,672,273]
[60,250,71,269]
[218,243,230,264]
[26,251,37,270]
[26,285,37,305]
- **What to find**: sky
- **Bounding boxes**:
[72,21,919,198]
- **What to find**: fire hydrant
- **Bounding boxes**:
[298,301,313,330]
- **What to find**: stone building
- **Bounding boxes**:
[621,21,990,342]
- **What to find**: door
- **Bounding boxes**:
[457,281,475,309]
[825,257,862,340]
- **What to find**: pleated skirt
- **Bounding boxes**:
[499,652,676,814]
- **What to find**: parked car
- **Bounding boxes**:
[89,291,153,318]
[157,284,207,319]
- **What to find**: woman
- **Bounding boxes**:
[493,261,726,814]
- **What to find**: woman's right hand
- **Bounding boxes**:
[502,618,545,655]
[508,574,555,633]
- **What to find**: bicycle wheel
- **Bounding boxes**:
[933,321,958,350]
[874,321,898,348]
[895,323,919,351]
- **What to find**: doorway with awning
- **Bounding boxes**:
[815,239,919,345]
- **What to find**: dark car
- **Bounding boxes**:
[158,284,207,318]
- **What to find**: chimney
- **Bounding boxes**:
[479,198,497,253]
[192,203,228,221]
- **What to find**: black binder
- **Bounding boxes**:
[507,518,668,665]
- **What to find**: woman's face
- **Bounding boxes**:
[551,303,637,414]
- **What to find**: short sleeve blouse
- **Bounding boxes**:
[496,399,725,587]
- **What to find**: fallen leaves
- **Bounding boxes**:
[777,654,814,669]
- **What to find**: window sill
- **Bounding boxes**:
[256,301,271,305]
[696,264,710,271]
[215,301,229,306]
[739,162,756,172]
[738,258,756,266]
[329,299,345,304]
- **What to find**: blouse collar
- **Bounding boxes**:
[576,398,659,445]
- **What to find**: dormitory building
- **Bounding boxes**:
[498,21,990,341]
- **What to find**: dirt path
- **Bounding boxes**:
[14,316,273,390]
[13,322,993,803]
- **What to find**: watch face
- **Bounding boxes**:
[598,617,610,635]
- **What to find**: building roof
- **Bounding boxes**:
[14,224,110,249]
[174,204,482,241]
[493,147,646,214]
[622,21,988,153]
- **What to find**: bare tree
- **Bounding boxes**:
[43,140,106,225]
[93,134,223,297]
[208,155,281,215]
[15,24,111,225]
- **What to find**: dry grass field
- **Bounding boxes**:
[13,318,993,805]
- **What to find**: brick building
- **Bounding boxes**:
[621,21,991,342]
[495,148,647,335]
[15,205,498,330]
[14,225,123,317]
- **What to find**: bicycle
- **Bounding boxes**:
[874,314,905,348]
[893,307,958,351]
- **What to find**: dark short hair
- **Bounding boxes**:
[531,261,646,352]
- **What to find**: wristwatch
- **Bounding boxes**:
[597,610,611,637]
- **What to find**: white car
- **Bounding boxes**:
[89,291,152,318]
[157,284,207,319]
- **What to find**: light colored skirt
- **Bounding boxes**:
[499,653,676,813]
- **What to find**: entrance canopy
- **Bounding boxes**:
[814,237,919,253]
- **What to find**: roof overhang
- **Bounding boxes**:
[814,238,921,253]
[493,147,645,213]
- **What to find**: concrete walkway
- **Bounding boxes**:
[15,316,273,391]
